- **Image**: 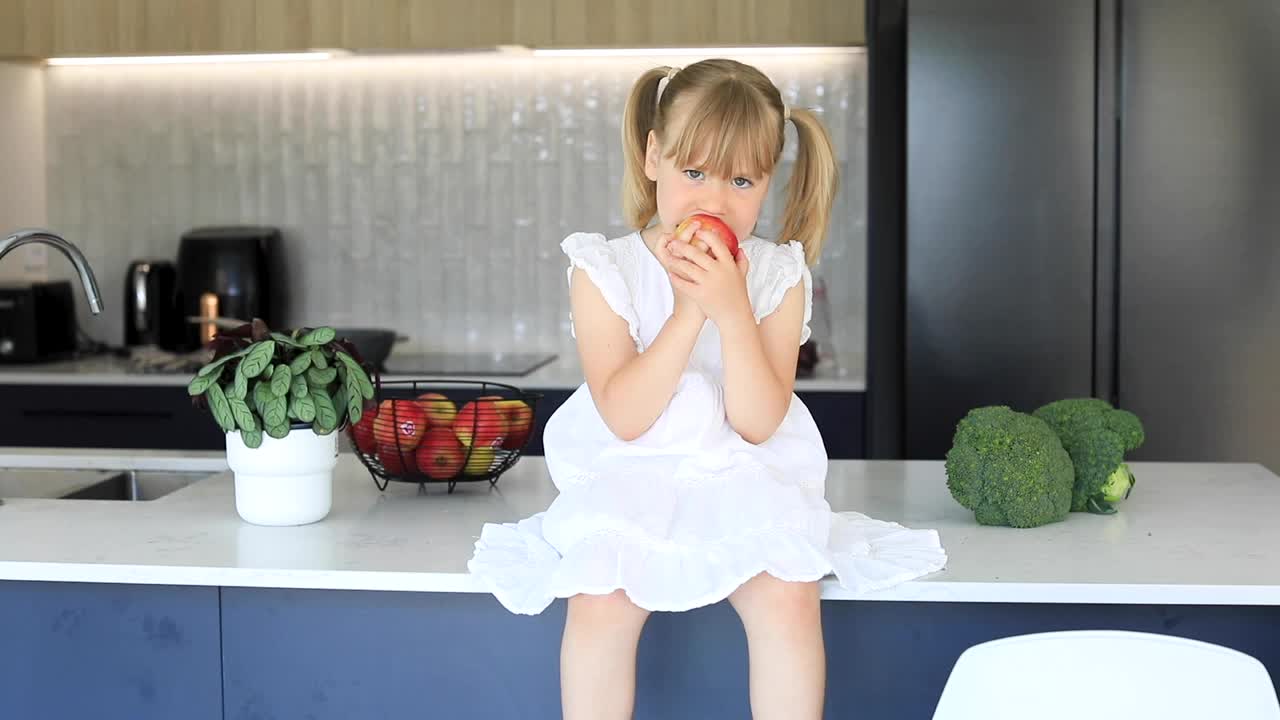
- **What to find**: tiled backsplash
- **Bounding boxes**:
[45,51,866,363]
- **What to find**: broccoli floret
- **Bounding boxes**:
[1032,398,1145,515]
[945,406,1075,528]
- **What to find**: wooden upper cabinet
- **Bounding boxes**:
[550,0,864,47]
[0,0,861,60]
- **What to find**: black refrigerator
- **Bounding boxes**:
[866,0,1280,472]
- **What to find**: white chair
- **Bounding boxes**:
[932,630,1280,720]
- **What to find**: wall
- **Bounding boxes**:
[0,61,47,283]
[44,51,866,366]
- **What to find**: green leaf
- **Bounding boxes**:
[307,366,337,387]
[291,375,308,400]
[239,340,276,378]
[240,429,264,449]
[291,393,317,423]
[227,397,257,432]
[336,352,375,400]
[270,365,293,397]
[289,350,314,375]
[310,348,329,369]
[207,383,236,433]
[311,388,338,434]
[228,370,248,401]
[271,332,308,349]
[253,382,273,416]
[187,372,219,397]
[263,394,289,430]
[196,348,247,377]
[287,402,301,421]
[299,327,336,346]
[266,421,291,439]
[333,386,348,426]
[344,373,364,423]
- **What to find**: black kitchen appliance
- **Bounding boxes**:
[175,226,282,350]
[123,259,180,348]
[0,280,77,363]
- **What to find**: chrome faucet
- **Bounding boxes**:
[0,228,103,314]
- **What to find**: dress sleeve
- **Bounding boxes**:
[744,240,813,345]
[562,232,644,352]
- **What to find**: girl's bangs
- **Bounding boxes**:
[665,87,780,180]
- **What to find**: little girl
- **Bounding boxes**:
[469,58,947,719]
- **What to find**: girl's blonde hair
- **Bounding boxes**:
[621,58,838,266]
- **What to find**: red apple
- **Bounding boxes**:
[676,213,739,259]
[377,443,419,475]
[350,408,378,455]
[416,392,457,428]
[496,399,534,450]
[373,398,427,451]
[415,428,466,479]
[454,398,509,448]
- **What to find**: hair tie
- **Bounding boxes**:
[655,66,679,108]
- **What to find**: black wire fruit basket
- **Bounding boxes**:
[349,378,542,493]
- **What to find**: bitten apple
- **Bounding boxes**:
[415,428,466,480]
[454,398,509,448]
[373,398,427,451]
[675,213,739,259]
[497,399,534,450]
[416,392,458,428]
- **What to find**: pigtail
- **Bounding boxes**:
[780,107,839,266]
[621,66,674,229]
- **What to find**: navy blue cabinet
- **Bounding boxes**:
[0,581,222,720]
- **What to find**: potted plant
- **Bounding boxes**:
[187,319,375,526]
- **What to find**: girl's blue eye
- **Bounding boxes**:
[732,177,754,188]
[683,169,704,181]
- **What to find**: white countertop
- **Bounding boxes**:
[0,350,866,392]
[0,449,1276,605]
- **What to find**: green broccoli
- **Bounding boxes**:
[944,406,1075,528]
[1032,398,1145,515]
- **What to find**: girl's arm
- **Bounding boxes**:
[717,284,804,444]
[666,234,804,444]
[571,267,704,442]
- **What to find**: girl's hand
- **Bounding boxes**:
[654,221,707,325]
[667,229,751,326]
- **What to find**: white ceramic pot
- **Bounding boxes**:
[225,426,339,526]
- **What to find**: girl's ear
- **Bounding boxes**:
[644,130,660,182]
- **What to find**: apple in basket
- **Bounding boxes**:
[416,392,458,428]
[463,447,498,476]
[415,428,466,479]
[497,399,534,450]
[675,213,739,259]
[373,399,428,451]
[377,443,419,475]
[351,407,379,454]
[454,397,509,448]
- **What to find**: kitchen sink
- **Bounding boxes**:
[59,470,210,501]
[0,468,122,500]
[0,468,212,502]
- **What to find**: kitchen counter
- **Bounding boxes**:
[1,449,1277,605]
[0,349,867,392]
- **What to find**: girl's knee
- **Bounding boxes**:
[567,589,650,627]
[729,573,822,623]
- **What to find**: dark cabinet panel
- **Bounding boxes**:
[1118,0,1280,473]
[903,0,1098,459]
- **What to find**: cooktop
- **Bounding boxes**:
[382,351,557,377]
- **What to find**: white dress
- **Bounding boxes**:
[467,231,947,615]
